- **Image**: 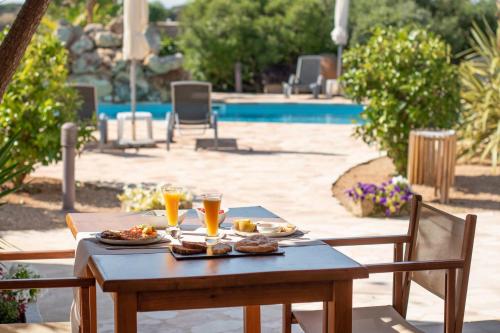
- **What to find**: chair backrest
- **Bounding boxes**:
[72,84,97,121]
[402,195,476,333]
[296,55,322,85]
[171,81,212,125]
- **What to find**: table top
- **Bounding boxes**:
[89,245,368,292]
[69,206,368,293]
[66,206,284,237]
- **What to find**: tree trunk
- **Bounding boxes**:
[86,0,97,24]
[0,0,51,103]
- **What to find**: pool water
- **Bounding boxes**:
[98,103,363,124]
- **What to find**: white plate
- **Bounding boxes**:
[96,233,167,245]
[233,227,298,238]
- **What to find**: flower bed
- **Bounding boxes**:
[345,176,413,217]
[117,184,193,212]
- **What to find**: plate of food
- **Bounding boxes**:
[232,219,298,238]
[170,235,283,260]
[96,225,166,245]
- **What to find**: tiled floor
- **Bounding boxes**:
[2,121,498,332]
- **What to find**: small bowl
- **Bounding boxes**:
[256,222,282,234]
[196,207,228,226]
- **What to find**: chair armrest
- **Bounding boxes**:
[0,277,94,290]
[288,74,296,85]
[321,235,410,246]
[366,259,464,274]
[0,250,75,261]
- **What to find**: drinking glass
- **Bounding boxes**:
[201,193,222,245]
[162,185,183,238]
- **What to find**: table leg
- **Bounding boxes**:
[114,292,137,333]
[86,266,97,333]
[327,280,353,333]
[282,304,292,333]
[244,305,261,333]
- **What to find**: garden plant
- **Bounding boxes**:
[0,133,30,202]
[342,27,461,175]
[346,176,413,217]
[0,264,40,324]
[0,26,93,184]
[179,0,335,91]
[459,21,500,172]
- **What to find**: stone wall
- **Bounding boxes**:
[56,18,187,103]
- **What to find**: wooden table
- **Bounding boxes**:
[67,207,368,333]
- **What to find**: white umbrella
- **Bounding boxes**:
[123,0,150,141]
[331,0,349,78]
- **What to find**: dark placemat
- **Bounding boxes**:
[171,247,285,260]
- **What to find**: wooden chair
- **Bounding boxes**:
[0,250,96,333]
[283,195,476,333]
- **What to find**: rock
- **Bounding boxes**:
[70,35,94,55]
[145,26,161,54]
[144,53,183,74]
[97,48,116,68]
[112,60,127,75]
[72,51,101,74]
[95,31,122,48]
[55,21,74,46]
[83,23,104,37]
[106,16,123,35]
[113,71,150,102]
[69,74,113,100]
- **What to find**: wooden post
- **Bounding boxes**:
[86,0,97,24]
[235,61,242,93]
[61,123,77,211]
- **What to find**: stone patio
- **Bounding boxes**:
[1,120,498,332]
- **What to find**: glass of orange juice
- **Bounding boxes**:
[201,193,222,245]
[162,185,183,238]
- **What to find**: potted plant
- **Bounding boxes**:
[345,176,413,217]
[0,264,41,324]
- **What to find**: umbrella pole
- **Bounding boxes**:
[130,59,137,141]
[337,45,343,78]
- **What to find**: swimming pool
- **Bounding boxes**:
[98,103,364,124]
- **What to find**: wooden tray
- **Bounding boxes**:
[171,247,285,260]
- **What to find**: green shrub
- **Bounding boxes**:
[159,36,178,57]
[459,21,500,171]
[46,0,121,26]
[348,0,496,55]
[342,27,461,175]
[179,0,335,91]
[0,27,94,184]
[0,133,31,203]
[149,1,174,23]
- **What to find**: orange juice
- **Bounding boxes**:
[164,191,181,227]
[203,196,221,236]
